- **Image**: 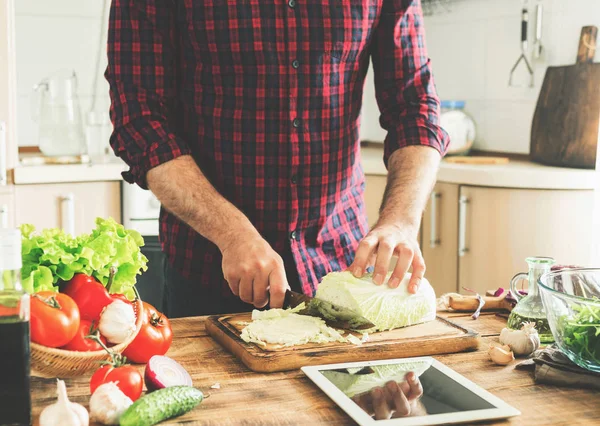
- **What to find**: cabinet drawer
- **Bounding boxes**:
[15,182,121,234]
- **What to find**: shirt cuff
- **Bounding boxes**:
[383,120,450,168]
[119,135,192,190]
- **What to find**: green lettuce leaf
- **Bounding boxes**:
[20,217,148,296]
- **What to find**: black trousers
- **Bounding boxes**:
[163,250,303,318]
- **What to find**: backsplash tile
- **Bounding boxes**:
[360,0,600,154]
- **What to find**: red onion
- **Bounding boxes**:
[144,355,193,392]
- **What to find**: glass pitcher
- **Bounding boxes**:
[506,256,556,343]
[32,70,87,157]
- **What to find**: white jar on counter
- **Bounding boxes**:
[440,101,476,156]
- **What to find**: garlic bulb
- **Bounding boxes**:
[99,299,137,344]
[39,379,89,426]
[89,382,133,425]
[499,322,541,356]
[488,343,515,365]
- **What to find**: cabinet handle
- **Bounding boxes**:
[458,195,470,257]
[430,192,441,248]
[0,204,8,229]
[0,122,7,186]
[60,193,75,235]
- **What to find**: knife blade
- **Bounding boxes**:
[283,290,375,331]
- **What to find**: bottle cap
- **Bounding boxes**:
[0,228,22,270]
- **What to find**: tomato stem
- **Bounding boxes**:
[150,313,164,327]
[33,293,62,310]
[86,332,129,368]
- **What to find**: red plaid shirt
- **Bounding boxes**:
[106,0,449,298]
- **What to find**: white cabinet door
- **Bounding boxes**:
[421,182,459,295]
[15,182,121,234]
[0,187,15,229]
[458,186,593,294]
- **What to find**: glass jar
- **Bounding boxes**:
[507,256,556,343]
[440,100,476,156]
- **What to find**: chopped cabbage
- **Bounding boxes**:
[322,360,433,398]
[240,303,348,348]
[314,271,436,332]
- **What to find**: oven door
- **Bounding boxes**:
[136,235,166,312]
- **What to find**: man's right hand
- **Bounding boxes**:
[220,231,290,309]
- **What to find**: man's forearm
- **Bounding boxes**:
[146,155,259,251]
[377,146,441,236]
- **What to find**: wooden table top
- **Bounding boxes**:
[31,311,600,426]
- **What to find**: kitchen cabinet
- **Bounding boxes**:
[422,183,594,295]
[15,182,121,234]
[457,185,592,294]
[421,182,459,295]
[364,174,386,227]
[0,0,19,180]
[0,187,15,229]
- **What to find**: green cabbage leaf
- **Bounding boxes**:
[314,271,436,332]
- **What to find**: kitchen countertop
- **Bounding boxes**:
[30,311,600,425]
[361,146,598,190]
[12,160,127,184]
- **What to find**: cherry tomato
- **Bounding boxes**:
[61,320,107,352]
[123,302,173,364]
[30,291,80,348]
[63,274,113,321]
[90,364,143,401]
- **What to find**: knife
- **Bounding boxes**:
[282,290,375,331]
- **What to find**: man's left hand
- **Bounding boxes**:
[348,222,424,294]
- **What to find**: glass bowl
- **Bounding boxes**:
[539,268,600,372]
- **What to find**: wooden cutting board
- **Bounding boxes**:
[206,314,480,373]
[530,26,600,169]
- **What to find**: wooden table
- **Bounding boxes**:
[31,312,600,425]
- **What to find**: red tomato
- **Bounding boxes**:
[63,274,113,321]
[90,364,143,401]
[61,320,107,352]
[30,292,80,348]
[123,302,173,364]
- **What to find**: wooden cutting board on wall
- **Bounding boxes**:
[530,26,600,169]
[206,314,479,373]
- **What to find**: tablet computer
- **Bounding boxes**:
[302,357,520,426]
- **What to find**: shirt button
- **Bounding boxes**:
[288,0,296,8]
[292,60,299,69]
[292,118,301,128]
[291,174,298,184]
[290,230,297,240]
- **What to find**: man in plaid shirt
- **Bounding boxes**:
[107,0,450,318]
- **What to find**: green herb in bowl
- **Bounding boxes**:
[559,302,600,367]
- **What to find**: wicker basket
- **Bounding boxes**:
[31,291,144,378]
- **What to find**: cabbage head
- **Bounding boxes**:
[314,271,436,332]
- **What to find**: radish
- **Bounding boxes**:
[144,356,193,392]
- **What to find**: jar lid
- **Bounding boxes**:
[441,100,466,109]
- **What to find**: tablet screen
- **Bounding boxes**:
[319,359,496,421]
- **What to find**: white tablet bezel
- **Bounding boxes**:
[302,357,521,426]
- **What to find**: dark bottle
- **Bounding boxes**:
[0,229,31,426]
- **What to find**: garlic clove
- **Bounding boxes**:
[39,379,89,426]
[488,343,515,365]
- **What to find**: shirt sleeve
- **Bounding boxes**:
[370,0,450,167]
[105,0,191,189]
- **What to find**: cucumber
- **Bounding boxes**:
[119,386,204,426]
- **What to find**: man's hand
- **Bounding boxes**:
[349,222,424,293]
[349,146,440,294]
[352,372,425,420]
[220,230,290,308]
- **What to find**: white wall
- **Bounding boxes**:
[14,0,109,147]
[360,0,600,154]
